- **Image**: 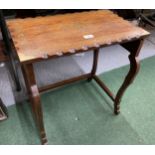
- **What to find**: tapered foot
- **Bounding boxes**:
[41,131,48,145]
[41,137,48,145]
[114,103,120,115]
[114,109,120,115]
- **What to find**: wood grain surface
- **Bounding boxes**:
[6,10,150,63]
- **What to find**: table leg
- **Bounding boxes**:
[114,39,144,114]
[22,63,47,144]
[88,48,99,81]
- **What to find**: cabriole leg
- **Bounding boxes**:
[114,39,144,115]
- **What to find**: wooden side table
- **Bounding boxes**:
[5,10,149,144]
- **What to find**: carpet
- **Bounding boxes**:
[0,55,155,145]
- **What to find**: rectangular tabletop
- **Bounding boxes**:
[6,10,149,63]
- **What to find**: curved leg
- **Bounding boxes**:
[114,39,144,115]
[114,55,140,114]
[22,63,47,144]
[88,48,99,81]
